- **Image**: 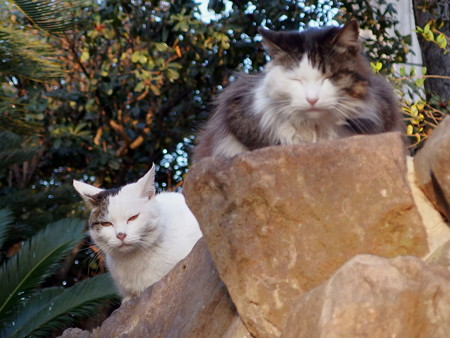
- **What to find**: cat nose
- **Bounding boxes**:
[116,232,127,241]
[306,97,318,106]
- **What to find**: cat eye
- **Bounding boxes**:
[127,214,139,223]
[100,221,113,227]
[291,78,304,84]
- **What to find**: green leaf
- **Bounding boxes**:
[415,78,425,87]
[0,209,13,251]
[436,33,447,49]
[370,62,382,73]
[0,218,85,319]
[134,81,146,92]
[153,42,169,52]
[12,0,81,35]
[1,274,118,338]
[80,51,90,63]
[139,55,148,64]
[0,131,40,167]
[407,125,413,135]
[131,51,141,63]
[0,27,65,80]
[166,68,180,81]
[424,29,434,41]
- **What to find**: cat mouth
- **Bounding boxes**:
[305,108,328,118]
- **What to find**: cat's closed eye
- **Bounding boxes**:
[290,78,304,84]
[127,214,139,223]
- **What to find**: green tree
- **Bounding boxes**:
[0,0,449,333]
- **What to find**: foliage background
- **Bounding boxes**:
[0,0,448,335]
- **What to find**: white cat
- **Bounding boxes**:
[73,164,202,301]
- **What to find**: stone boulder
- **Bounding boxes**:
[414,116,450,219]
[406,156,450,258]
[183,132,429,338]
[282,254,450,338]
[61,239,247,337]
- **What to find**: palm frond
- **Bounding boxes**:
[0,131,41,168]
[1,274,118,338]
[0,115,43,136]
[0,208,14,250]
[12,0,81,35]
[0,218,85,319]
[0,26,65,81]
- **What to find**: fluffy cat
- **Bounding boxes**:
[73,165,202,301]
[193,20,403,161]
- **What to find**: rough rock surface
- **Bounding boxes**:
[61,239,245,338]
[183,132,428,338]
[407,156,450,256]
[427,239,450,270]
[414,116,450,218]
[282,254,450,338]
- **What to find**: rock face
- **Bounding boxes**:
[183,132,429,337]
[61,239,246,338]
[282,254,450,338]
[62,131,450,338]
[407,156,450,256]
[414,116,450,219]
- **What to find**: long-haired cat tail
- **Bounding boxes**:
[192,20,403,162]
[73,164,202,302]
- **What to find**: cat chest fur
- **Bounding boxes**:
[106,245,177,297]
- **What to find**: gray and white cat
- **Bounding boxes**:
[193,20,403,162]
[73,165,202,301]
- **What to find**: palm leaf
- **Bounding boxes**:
[0,218,85,320]
[0,26,65,81]
[0,131,41,168]
[0,208,13,250]
[1,273,118,338]
[12,0,81,35]
[0,115,43,136]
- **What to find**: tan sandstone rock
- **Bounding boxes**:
[183,132,428,338]
[406,156,450,259]
[282,254,450,338]
[60,239,246,338]
[414,116,450,219]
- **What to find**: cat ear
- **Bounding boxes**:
[73,180,103,209]
[259,27,287,57]
[135,164,156,199]
[333,20,360,53]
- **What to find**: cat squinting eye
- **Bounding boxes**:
[291,78,304,84]
[100,222,113,227]
[128,214,139,222]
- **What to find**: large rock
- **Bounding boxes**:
[60,239,245,337]
[414,116,450,219]
[406,156,450,257]
[183,132,428,338]
[282,254,450,338]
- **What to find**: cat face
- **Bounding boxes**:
[259,21,371,123]
[263,55,339,120]
[73,165,160,255]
